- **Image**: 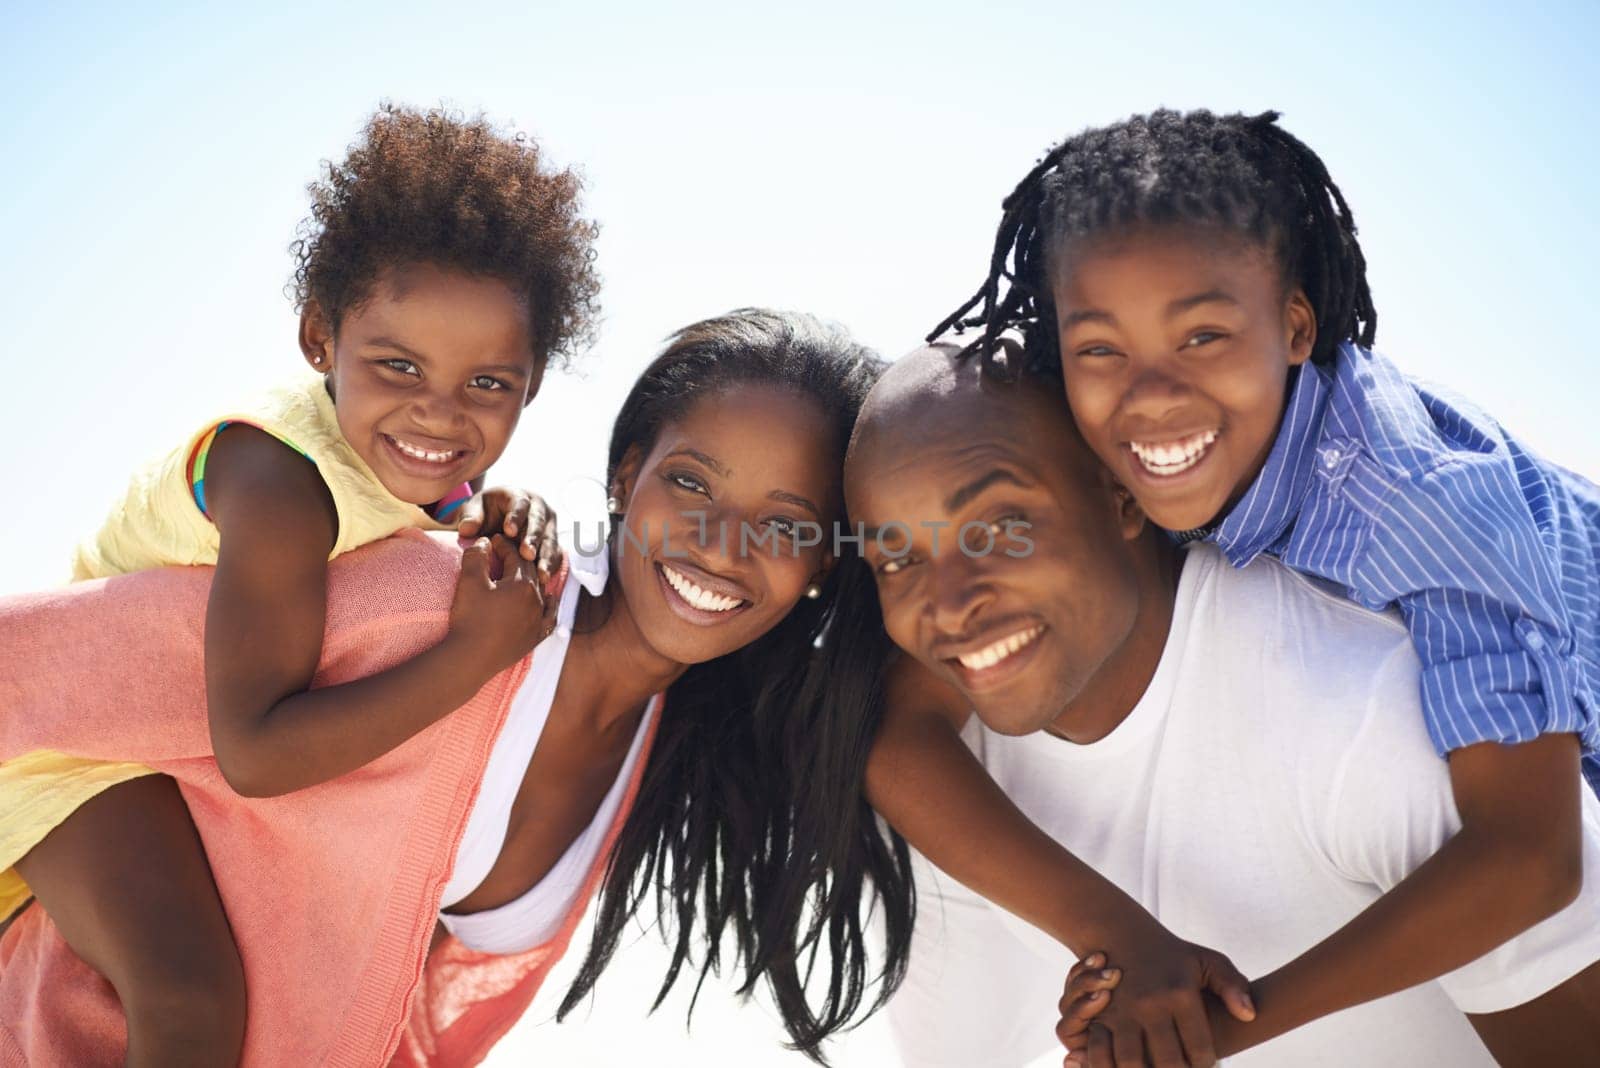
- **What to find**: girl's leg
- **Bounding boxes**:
[15,774,246,1067]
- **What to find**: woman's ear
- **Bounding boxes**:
[299,303,336,373]
[1285,287,1317,367]
[609,446,643,513]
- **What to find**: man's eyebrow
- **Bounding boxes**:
[663,447,728,476]
[768,490,821,519]
[1166,289,1240,317]
[946,468,1031,513]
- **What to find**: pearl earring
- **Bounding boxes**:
[805,583,822,599]
[606,496,622,513]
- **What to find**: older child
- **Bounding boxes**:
[869,109,1597,1062]
[0,103,598,1065]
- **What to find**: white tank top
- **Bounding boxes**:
[437,548,659,954]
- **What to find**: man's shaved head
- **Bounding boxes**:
[847,341,1097,494]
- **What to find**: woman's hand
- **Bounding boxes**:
[1068,918,1254,1068]
[457,486,563,577]
[445,535,561,679]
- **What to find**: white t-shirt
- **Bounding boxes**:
[889,544,1600,1067]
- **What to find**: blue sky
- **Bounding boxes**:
[2,2,1597,1060]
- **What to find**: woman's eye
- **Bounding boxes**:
[1184,331,1225,349]
[877,555,916,576]
[1075,344,1119,358]
[379,358,420,376]
[766,516,799,537]
[667,472,706,494]
[470,375,509,391]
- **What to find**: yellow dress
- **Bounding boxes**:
[0,374,462,919]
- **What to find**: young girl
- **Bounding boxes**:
[871,109,1599,1062]
[0,103,598,1065]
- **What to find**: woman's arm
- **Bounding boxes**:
[203,425,550,797]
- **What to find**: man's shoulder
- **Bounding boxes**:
[1188,544,1419,713]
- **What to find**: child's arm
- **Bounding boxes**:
[1202,731,1583,1058]
[866,656,1255,1064]
[202,425,553,797]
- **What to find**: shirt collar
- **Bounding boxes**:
[1212,359,1334,566]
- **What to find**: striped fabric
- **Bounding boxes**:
[1208,343,1600,793]
[187,419,312,515]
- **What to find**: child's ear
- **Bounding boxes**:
[608,446,644,514]
[1109,477,1148,541]
[1285,288,1317,367]
[299,304,337,373]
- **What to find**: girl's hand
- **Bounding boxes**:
[446,536,561,679]
[1059,952,1118,1066]
[1073,920,1254,1068]
[457,487,563,577]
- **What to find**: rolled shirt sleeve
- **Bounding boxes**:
[1354,457,1596,758]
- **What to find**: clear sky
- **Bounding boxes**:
[2,1,1596,1062]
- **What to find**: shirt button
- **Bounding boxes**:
[1524,628,1545,651]
[1321,447,1342,470]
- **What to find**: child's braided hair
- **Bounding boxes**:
[931,109,1377,379]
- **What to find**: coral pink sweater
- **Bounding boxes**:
[0,532,654,1066]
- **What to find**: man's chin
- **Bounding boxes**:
[970,703,1059,738]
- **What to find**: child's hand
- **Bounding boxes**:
[1074,922,1253,1068]
[457,486,563,578]
[446,536,561,679]
[1058,952,1118,1066]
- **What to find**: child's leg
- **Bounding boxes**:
[15,774,246,1067]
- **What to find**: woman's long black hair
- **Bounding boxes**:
[557,310,913,1060]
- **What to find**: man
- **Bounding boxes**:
[845,345,1600,1066]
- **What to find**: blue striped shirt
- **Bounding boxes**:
[1208,342,1600,792]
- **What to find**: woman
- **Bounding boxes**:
[0,309,910,1067]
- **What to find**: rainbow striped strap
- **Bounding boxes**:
[188,420,312,516]
[425,482,475,522]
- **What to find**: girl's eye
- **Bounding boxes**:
[1075,344,1120,358]
[379,358,420,377]
[470,375,509,391]
[766,516,800,538]
[1184,331,1225,349]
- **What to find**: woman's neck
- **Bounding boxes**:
[565,583,687,732]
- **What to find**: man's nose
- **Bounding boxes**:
[929,550,996,636]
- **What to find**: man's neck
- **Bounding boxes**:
[1047,539,1181,745]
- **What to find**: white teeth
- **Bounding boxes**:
[661,564,742,613]
[390,437,458,464]
[956,625,1045,671]
[1128,430,1218,476]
